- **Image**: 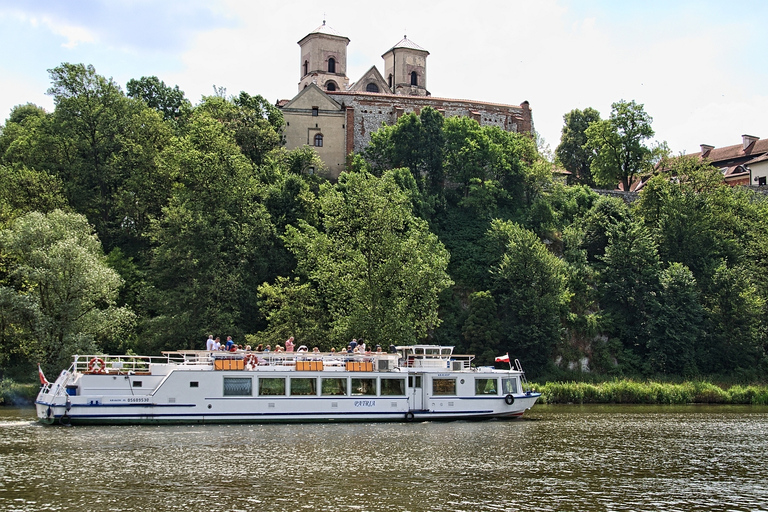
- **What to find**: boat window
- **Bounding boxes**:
[381,378,406,396]
[502,378,518,394]
[408,376,422,388]
[475,378,498,395]
[433,378,456,396]
[258,377,285,396]
[290,378,317,396]
[132,381,142,388]
[223,377,252,396]
[351,378,376,396]
[190,382,199,388]
[321,378,347,396]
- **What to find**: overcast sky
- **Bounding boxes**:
[1,0,767,156]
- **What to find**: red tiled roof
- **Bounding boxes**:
[692,138,768,166]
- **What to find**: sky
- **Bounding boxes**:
[1,0,767,156]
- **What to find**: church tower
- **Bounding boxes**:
[298,21,350,92]
[382,36,429,96]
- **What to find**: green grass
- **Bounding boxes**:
[531,380,768,405]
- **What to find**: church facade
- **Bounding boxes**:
[279,22,534,180]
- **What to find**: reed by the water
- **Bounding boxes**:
[531,380,768,405]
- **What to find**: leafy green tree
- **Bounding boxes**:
[701,263,766,376]
[635,156,741,279]
[585,100,657,191]
[0,165,69,225]
[45,63,174,254]
[363,107,444,194]
[196,92,283,165]
[556,107,601,186]
[488,220,571,376]
[600,217,661,372]
[149,112,276,348]
[279,170,453,346]
[0,210,134,375]
[647,263,703,375]
[126,75,190,122]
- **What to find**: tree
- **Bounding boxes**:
[196,92,283,165]
[126,75,190,122]
[45,63,174,254]
[556,107,601,186]
[488,220,571,376]
[0,165,69,225]
[277,170,453,346]
[600,217,661,372]
[647,263,703,375]
[149,112,276,349]
[0,210,134,375]
[585,100,656,191]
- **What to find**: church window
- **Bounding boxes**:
[366,83,379,93]
[303,60,308,76]
[312,107,319,116]
[388,74,392,88]
[410,71,418,86]
[328,57,336,73]
[326,82,337,91]
[314,133,323,147]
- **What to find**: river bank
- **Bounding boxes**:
[531,379,768,405]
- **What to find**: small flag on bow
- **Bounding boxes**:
[38,364,49,385]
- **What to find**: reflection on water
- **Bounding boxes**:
[1,405,768,511]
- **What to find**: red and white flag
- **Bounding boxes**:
[38,364,49,385]
[495,353,510,363]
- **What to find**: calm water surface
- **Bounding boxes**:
[1,404,767,511]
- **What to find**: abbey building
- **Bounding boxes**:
[278,22,534,180]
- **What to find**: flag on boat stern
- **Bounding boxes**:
[495,353,510,363]
[38,364,49,385]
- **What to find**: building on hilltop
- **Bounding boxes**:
[279,21,534,180]
[691,135,768,186]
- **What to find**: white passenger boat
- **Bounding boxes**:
[35,345,540,425]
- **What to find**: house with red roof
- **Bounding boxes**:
[691,135,768,186]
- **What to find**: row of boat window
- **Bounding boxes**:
[193,376,521,397]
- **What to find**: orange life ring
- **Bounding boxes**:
[88,357,106,374]
[243,354,258,368]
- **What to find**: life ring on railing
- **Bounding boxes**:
[504,394,515,405]
[243,354,258,368]
[405,412,415,422]
[88,357,106,374]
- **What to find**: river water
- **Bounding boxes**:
[1,404,767,511]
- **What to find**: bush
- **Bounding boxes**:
[0,379,39,405]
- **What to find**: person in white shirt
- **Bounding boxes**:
[206,335,215,351]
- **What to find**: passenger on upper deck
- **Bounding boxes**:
[350,339,358,352]
[225,336,234,351]
[214,337,221,351]
[285,336,295,352]
[206,335,215,351]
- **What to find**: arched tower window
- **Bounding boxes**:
[388,74,392,88]
[303,60,308,76]
[366,83,379,93]
[326,82,337,91]
[328,57,336,73]
[410,71,418,86]
[314,133,323,147]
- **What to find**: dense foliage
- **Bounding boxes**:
[1,63,767,383]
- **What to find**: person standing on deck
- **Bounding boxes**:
[285,336,295,352]
[206,335,215,351]
[225,336,234,351]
